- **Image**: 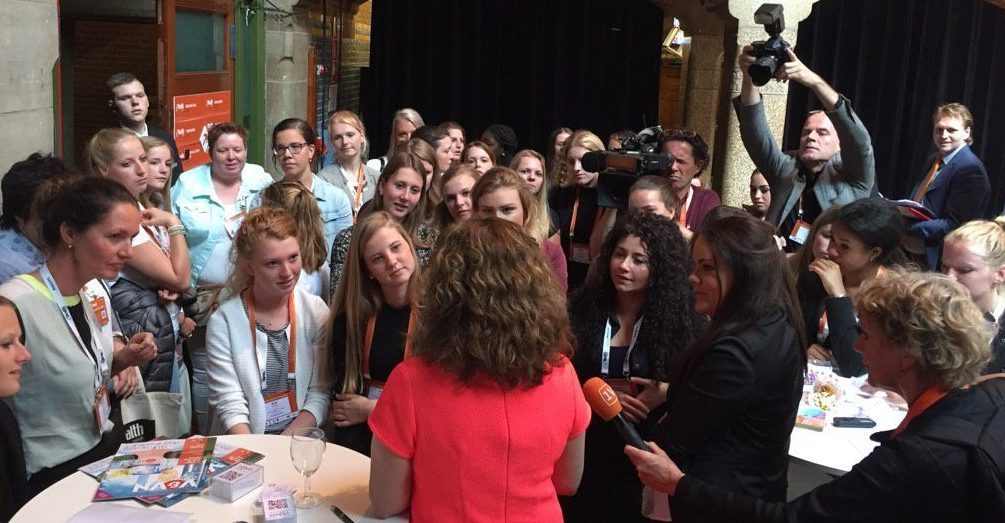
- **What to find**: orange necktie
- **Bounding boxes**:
[913,158,942,203]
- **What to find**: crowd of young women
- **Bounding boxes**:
[2,107,1004,521]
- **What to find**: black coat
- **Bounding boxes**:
[670,378,1005,522]
[659,308,803,503]
[0,402,28,522]
[110,277,177,392]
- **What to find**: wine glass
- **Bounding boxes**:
[290,427,326,508]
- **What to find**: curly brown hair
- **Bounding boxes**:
[412,217,572,388]
[857,269,992,389]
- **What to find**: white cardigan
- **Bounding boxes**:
[206,287,331,434]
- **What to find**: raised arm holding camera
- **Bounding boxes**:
[732,6,875,251]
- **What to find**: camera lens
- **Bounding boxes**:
[749,55,778,87]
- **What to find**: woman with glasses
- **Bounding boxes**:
[272,118,352,252]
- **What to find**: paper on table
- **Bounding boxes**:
[68,504,192,523]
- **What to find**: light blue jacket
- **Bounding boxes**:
[171,163,273,283]
[309,175,354,253]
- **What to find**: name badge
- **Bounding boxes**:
[570,242,591,264]
[263,390,298,428]
[603,378,637,396]
[788,219,812,245]
[89,296,110,326]
[94,384,111,432]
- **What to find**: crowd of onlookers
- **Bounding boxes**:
[0,46,1002,523]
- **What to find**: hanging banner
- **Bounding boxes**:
[173,91,232,171]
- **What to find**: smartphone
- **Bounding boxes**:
[832,416,877,428]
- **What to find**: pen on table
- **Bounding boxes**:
[331,505,356,523]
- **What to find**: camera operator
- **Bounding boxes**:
[733,46,875,251]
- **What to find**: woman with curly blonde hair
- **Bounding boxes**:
[258,180,330,299]
[549,130,606,289]
[206,206,331,435]
[368,217,590,520]
[629,269,1005,521]
[325,211,422,455]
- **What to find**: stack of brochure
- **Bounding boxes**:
[78,436,265,507]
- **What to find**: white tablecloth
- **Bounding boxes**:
[12,434,408,522]
[789,373,907,475]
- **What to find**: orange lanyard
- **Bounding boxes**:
[569,187,582,241]
[363,305,416,379]
[354,164,366,212]
[245,290,297,382]
[891,384,948,438]
[568,187,602,243]
[677,187,693,228]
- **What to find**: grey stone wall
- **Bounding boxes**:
[0,0,59,178]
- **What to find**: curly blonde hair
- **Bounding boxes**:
[227,206,299,294]
[856,269,992,389]
[560,130,605,188]
[412,217,571,388]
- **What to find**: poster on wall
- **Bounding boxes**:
[173,91,232,171]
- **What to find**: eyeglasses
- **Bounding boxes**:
[273,142,309,156]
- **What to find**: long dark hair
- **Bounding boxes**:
[680,214,806,379]
[570,211,698,380]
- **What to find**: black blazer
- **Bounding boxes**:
[906,145,990,269]
[658,308,803,503]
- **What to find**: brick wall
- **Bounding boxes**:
[71,19,158,166]
[336,0,371,114]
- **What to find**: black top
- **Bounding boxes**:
[327,305,410,456]
[0,402,28,522]
[67,301,96,362]
[550,185,601,290]
[659,308,803,503]
[797,271,865,377]
[779,167,823,252]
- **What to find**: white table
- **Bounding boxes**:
[788,374,907,475]
[12,434,408,522]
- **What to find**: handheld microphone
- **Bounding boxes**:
[583,377,651,452]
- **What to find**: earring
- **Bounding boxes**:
[67,242,73,250]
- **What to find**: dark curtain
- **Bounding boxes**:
[783,0,1005,215]
[364,0,663,156]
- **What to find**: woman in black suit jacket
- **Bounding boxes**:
[656,213,805,503]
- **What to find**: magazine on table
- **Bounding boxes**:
[92,437,216,501]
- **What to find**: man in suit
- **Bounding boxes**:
[657,128,721,236]
[107,72,183,183]
[906,103,989,269]
[733,47,875,252]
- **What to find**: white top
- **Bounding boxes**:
[206,288,331,434]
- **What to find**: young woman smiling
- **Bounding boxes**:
[328,152,437,297]
[206,207,330,435]
[326,211,422,455]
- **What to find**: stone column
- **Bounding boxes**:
[264,0,310,178]
[719,0,818,207]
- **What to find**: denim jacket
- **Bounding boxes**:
[171,163,273,282]
[308,175,353,253]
